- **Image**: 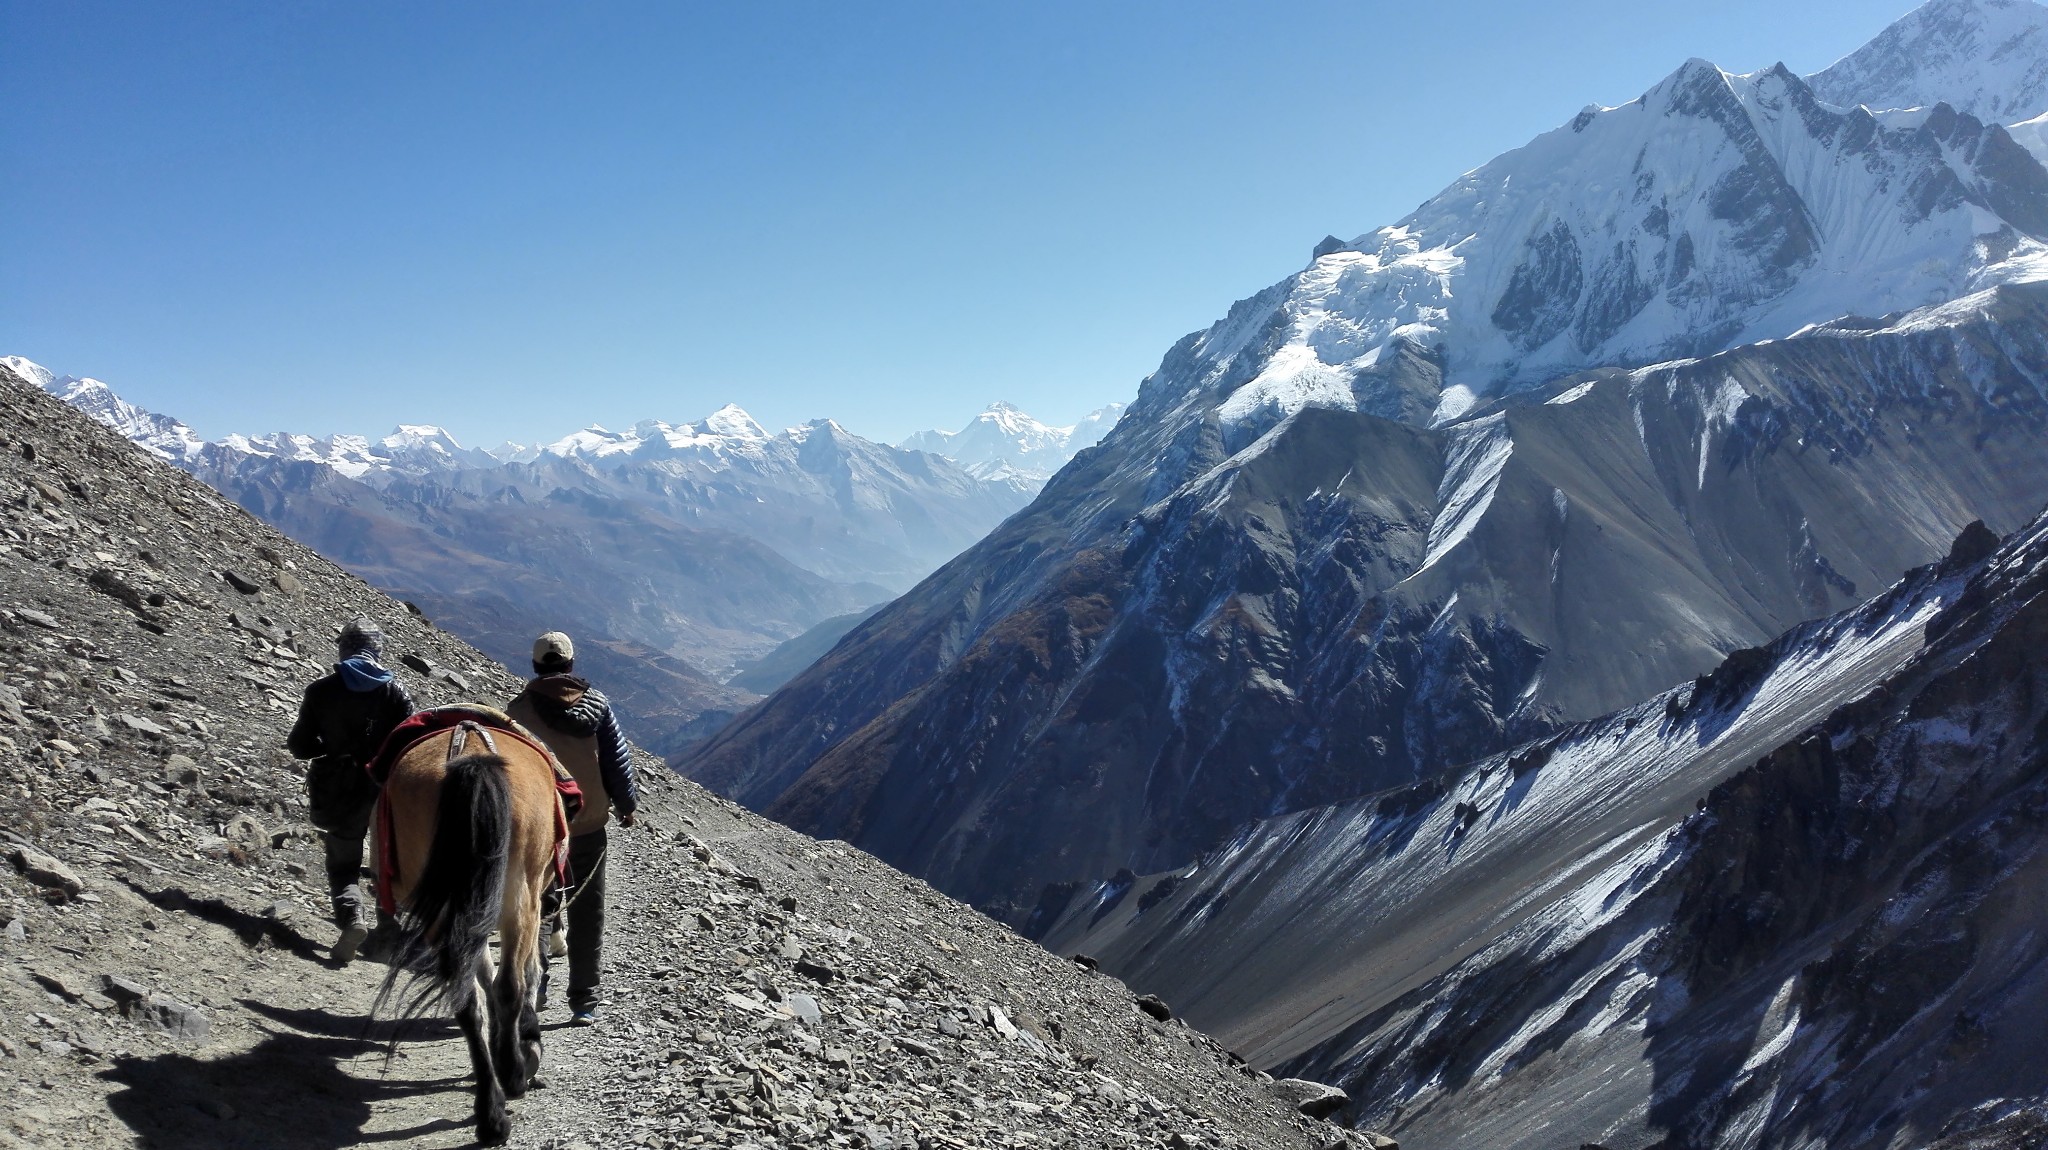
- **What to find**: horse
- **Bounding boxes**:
[373,715,565,1146]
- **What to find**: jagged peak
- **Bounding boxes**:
[695,403,768,440]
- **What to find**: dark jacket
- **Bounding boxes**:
[506,674,637,835]
[287,657,417,767]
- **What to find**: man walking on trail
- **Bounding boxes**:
[506,630,638,1026]
[287,617,415,964]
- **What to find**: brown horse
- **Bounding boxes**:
[374,718,562,1146]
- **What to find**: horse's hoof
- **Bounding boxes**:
[476,1115,511,1147]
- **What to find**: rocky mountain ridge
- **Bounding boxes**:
[0,358,1358,1149]
[1048,508,2048,1149]
[688,278,2048,923]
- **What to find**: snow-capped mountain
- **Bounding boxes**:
[1810,0,2048,122]
[688,283,2048,923]
[1221,56,2048,431]
[684,0,2048,928]
[215,424,500,478]
[4,356,208,462]
[900,401,1126,487]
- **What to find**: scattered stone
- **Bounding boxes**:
[1136,993,1173,1022]
[102,974,149,1007]
[162,753,201,787]
[10,845,85,899]
[1267,1078,1348,1119]
[272,570,301,594]
[14,607,61,630]
[224,813,268,857]
[220,569,263,594]
[86,568,147,612]
[1071,953,1100,970]
[148,996,212,1042]
[794,958,841,983]
[783,992,822,1026]
[400,653,436,676]
[112,712,167,739]
[32,970,85,1001]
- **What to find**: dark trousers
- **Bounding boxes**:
[307,758,377,927]
[319,826,369,925]
[563,828,608,1009]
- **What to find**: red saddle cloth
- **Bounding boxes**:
[366,706,580,916]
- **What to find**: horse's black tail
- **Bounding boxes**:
[377,753,510,1021]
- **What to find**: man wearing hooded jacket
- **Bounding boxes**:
[287,617,416,963]
[507,630,638,1025]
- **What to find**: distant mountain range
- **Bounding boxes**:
[5,355,1112,755]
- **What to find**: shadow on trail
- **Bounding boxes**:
[239,997,460,1045]
[99,1000,472,1149]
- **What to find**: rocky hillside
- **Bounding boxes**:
[0,364,1361,1149]
[1052,508,2048,1149]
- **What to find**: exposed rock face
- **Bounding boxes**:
[1047,512,2048,1148]
[1809,0,2048,124]
[0,361,1338,1149]
[687,284,2048,923]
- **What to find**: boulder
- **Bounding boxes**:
[148,995,211,1042]
[1268,1077,1349,1119]
[1135,993,1172,1022]
[10,845,84,899]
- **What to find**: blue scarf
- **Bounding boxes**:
[336,656,395,692]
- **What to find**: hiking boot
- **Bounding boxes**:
[569,1006,599,1026]
[333,919,370,965]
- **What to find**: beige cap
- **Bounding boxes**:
[533,631,575,667]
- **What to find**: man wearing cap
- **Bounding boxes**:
[506,630,638,1025]
[287,616,417,963]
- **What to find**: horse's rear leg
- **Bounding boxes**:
[458,957,510,1146]
[491,949,542,1096]
[494,869,546,1098]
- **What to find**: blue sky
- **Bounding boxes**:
[4,1,1916,447]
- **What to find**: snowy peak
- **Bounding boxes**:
[901,401,1127,488]
[695,403,769,441]
[1809,0,2048,123]
[1198,51,2048,430]
[4,356,207,464]
[0,355,55,391]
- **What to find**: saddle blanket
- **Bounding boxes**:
[367,705,580,916]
